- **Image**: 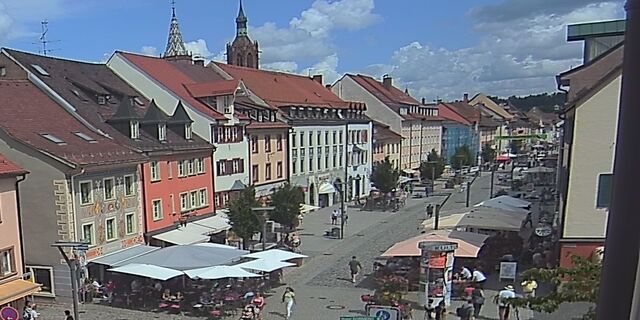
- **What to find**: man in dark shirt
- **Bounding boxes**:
[64,310,74,320]
[348,256,363,283]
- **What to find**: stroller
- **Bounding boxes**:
[239,304,258,320]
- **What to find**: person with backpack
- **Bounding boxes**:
[456,298,474,320]
[471,285,485,318]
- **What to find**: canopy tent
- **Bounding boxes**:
[235,259,296,272]
[151,214,231,245]
[90,244,160,266]
[122,244,248,270]
[108,264,183,281]
[480,195,531,208]
[421,213,466,229]
[381,230,489,258]
[243,249,308,261]
[318,182,337,194]
[474,203,529,214]
[523,166,555,174]
[185,266,262,280]
[422,209,525,232]
[300,204,321,214]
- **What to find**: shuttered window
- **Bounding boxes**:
[596,174,613,208]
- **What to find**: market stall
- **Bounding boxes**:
[382,230,488,259]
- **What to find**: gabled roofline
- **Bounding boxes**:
[335,74,404,122]
[558,41,625,80]
[560,65,623,115]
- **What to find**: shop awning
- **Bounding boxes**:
[318,182,337,194]
[192,214,231,233]
[90,244,160,266]
[300,204,320,214]
[382,230,489,258]
[235,259,296,273]
[0,279,41,305]
[185,266,262,280]
[243,249,308,261]
[108,263,183,281]
[152,225,212,245]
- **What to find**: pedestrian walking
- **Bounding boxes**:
[472,267,486,288]
[521,277,538,298]
[349,256,363,283]
[426,204,434,219]
[471,285,485,318]
[64,310,74,320]
[497,285,516,320]
[344,213,349,224]
[282,287,296,319]
[523,211,533,228]
[456,298,474,320]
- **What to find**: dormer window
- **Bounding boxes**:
[399,107,408,115]
[97,95,107,105]
[158,123,167,141]
[223,95,232,114]
[130,121,139,139]
[185,123,192,140]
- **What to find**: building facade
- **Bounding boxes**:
[372,121,402,168]
[438,102,479,164]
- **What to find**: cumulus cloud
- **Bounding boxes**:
[381,1,625,100]
[184,39,213,59]
[0,0,83,45]
[140,46,157,56]
[261,61,299,73]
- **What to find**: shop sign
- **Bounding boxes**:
[419,241,458,252]
[534,226,553,237]
[499,262,518,280]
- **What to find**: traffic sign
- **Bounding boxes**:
[0,306,19,320]
[366,305,401,320]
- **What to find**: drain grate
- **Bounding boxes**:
[326,304,346,310]
[299,233,315,236]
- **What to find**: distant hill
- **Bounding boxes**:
[489,92,566,113]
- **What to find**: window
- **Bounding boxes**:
[252,165,259,183]
[74,132,97,143]
[277,134,283,151]
[124,174,135,196]
[152,199,163,220]
[158,124,167,141]
[333,131,337,144]
[150,161,160,181]
[292,159,297,174]
[291,133,296,148]
[325,131,329,145]
[309,155,313,171]
[277,161,283,178]
[185,123,192,140]
[103,177,115,200]
[97,95,107,105]
[105,218,117,242]
[0,248,14,277]
[265,163,272,181]
[187,159,194,175]
[0,66,6,77]
[309,132,313,146]
[217,161,226,176]
[27,266,54,296]
[130,121,139,139]
[223,95,232,114]
[196,158,205,173]
[317,131,321,145]
[31,64,49,76]
[190,191,198,209]
[199,189,208,207]
[167,161,173,179]
[265,135,271,152]
[251,135,258,153]
[80,222,94,246]
[339,131,343,144]
[597,174,613,208]
[125,212,136,235]
[178,160,186,177]
[79,181,93,205]
[300,132,305,147]
[317,154,322,170]
[180,193,189,212]
[41,133,65,145]
[300,159,305,173]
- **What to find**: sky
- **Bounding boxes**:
[0,0,626,100]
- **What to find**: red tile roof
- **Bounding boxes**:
[347,74,420,112]
[118,52,227,120]
[441,102,481,123]
[373,121,402,142]
[0,80,146,168]
[438,103,473,126]
[214,63,349,109]
[184,80,239,98]
[0,154,28,176]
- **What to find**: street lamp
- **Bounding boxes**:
[338,180,347,239]
[52,241,89,320]
[251,206,275,251]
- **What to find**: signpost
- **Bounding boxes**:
[0,306,19,320]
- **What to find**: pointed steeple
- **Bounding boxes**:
[236,0,248,37]
[142,99,170,124]
[164,1,190,59]
[170,101,193,124]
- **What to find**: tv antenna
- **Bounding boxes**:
[34,20,60,55]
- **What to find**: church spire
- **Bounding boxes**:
[164,0,190,59]
[236,0,248,37]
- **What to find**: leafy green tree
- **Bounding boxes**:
[269,183,304,232]
[419,149,445,181]
[481,143,497,164]
[510,255,600,320]
[227,187,261,249]
[371,157,399,193]
[451,145,474,170]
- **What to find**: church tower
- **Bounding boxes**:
[226,0,259,69]
[163,2,192,63]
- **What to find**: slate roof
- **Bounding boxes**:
[0,80,145,168]
[0,154,28,176]
[345,74,420,118]
[4,49,212,154]
[214,62,350,109]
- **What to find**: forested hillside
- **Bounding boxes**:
[489,92,566,113]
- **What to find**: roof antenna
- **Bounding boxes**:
[171,0,176,16]
[34,20,60,55]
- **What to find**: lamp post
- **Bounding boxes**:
[489,162,496,198]
[52,241,89,320]
[251,206,275,251]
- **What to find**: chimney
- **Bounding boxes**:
[421,97,426,105]
[382,74,392,89]
[463,93,469,103]
[312,74,323,85]
[193,58,205,67]
[436,98,442,103]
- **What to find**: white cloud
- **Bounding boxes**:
[140,46,157,57]
[261,61,299,73]
[184,39,213,59]
[378,1,625,100]
[309,54,340,84]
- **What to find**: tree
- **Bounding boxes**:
[509,140,523,155]
[419,149,445,181]
[227,187,261,249]
[481,143,496,164]
[451,145,474,170]
[370,157,399,193]
[509,255,600,320]
[269,183,305,232]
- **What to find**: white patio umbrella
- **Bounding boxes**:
[185,265,262,280]
[235,259,296,273]
[108,263,183,281]
[242,249,308,261]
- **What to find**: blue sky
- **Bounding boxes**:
[0,0,626,99]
